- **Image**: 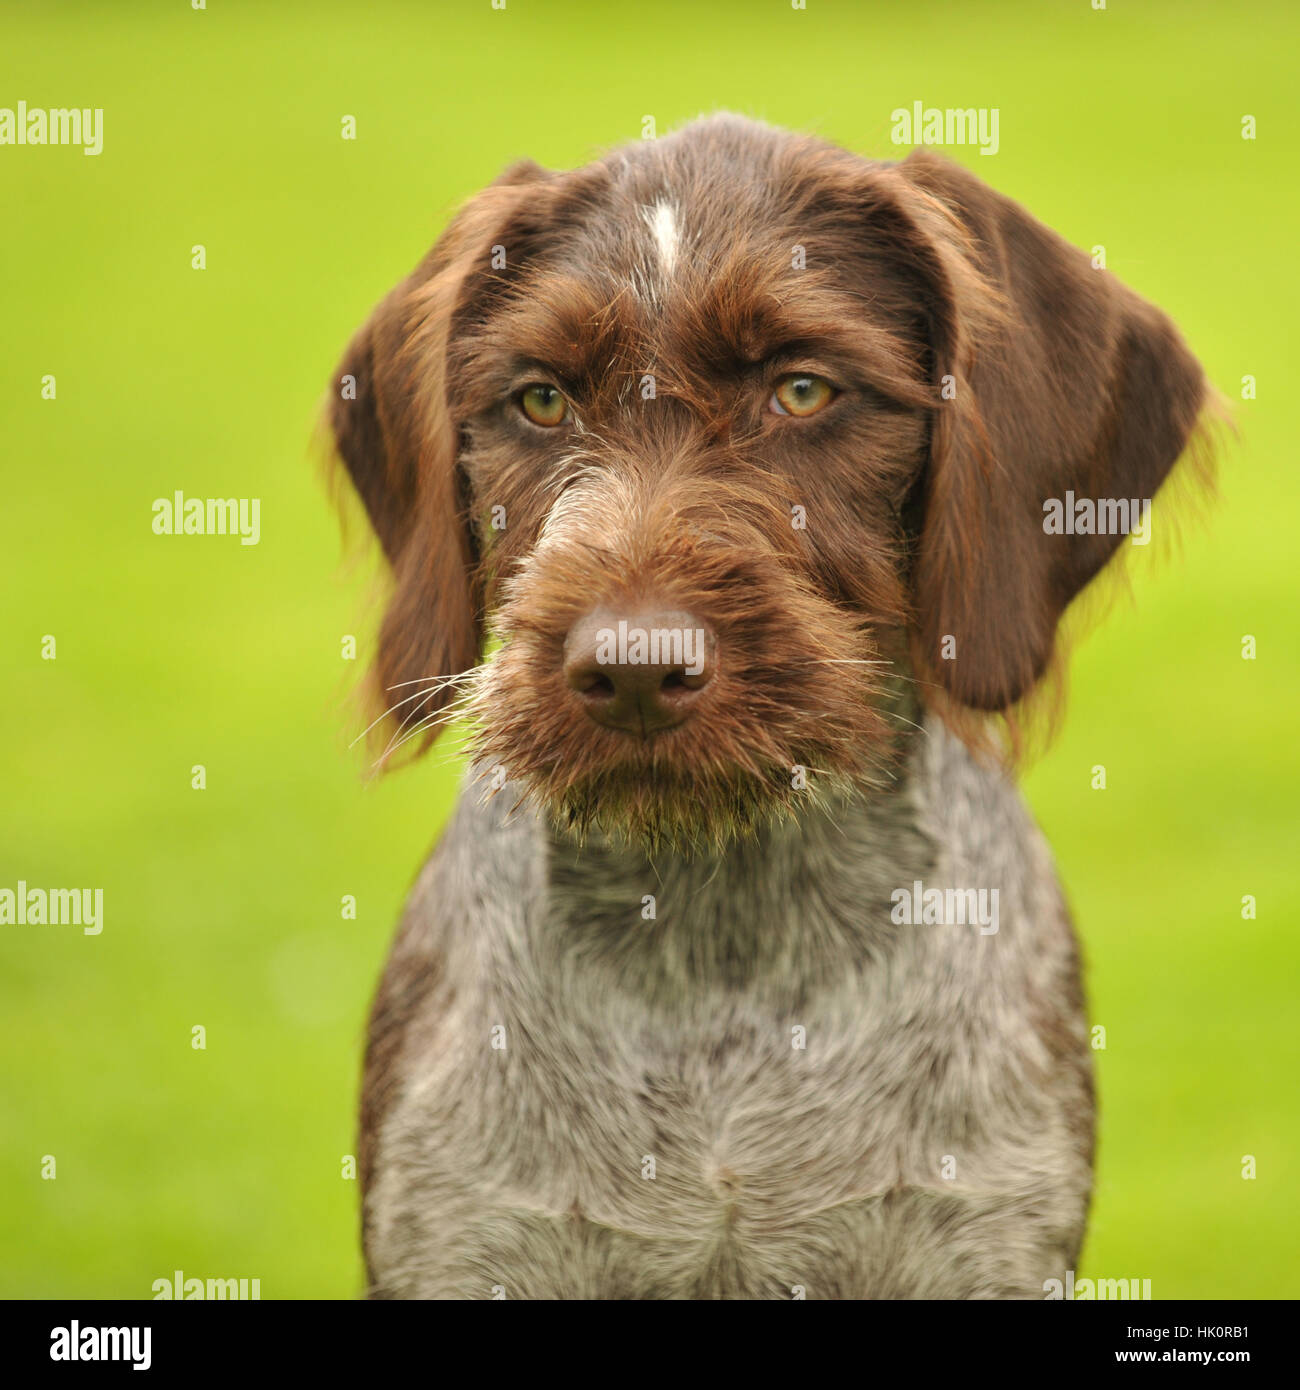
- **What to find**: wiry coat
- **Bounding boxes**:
[329,115,1210,1298]
[363,720,1092,1299]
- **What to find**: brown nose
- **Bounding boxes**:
[563,606,715,736]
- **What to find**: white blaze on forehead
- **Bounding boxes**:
[643,198,680,276]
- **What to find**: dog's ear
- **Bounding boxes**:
[328,161,549,756]
[888,151,1209,711]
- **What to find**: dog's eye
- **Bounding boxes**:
[770,374,835,418]
[519,384,569,428]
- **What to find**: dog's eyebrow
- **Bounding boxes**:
[684,292,934,408]
[476,272,631,391]
[463,264,932,411]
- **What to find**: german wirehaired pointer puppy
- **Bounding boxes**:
[328,115,1211,1299]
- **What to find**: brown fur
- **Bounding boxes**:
[326,118,1212,1281]
[329,118,1209,815]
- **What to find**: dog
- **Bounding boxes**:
[327,114,1212,1298]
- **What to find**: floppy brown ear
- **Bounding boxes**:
[891,151,1209,711]
[328,162,548,755]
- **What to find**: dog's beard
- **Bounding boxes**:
[467,699,886,856]
[542,757,861,857]
[466,611,906,858]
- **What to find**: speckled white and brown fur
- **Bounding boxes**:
[363,716,1093,1299]
[328,115,1210,1299]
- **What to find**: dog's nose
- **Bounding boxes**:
[563,606,714,736]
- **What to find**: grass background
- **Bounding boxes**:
[1,0,1296,1299]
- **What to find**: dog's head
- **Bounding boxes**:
[328,114,1209,852]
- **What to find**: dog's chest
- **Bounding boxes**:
[457,993,998,1294]
[367,748,1092,1298]
[375,878,1090,1289]
[377,939,1084,1299]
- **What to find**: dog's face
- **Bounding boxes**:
[330,115,1207,852]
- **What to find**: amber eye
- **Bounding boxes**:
[770,373,835,418]
[519,383,569,427]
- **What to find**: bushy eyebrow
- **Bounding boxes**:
[477,273,629,379]
[453,258,934,414]
[671,293,933,408]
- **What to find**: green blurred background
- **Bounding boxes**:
[1,0,1296,1299]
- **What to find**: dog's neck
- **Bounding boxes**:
[489,714,960,1006]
